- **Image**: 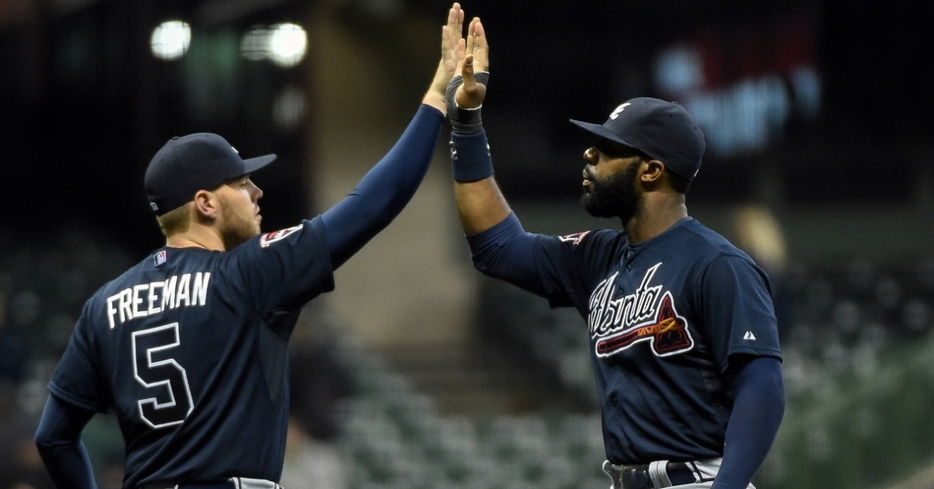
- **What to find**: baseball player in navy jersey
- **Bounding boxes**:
[445,18,784,489]
[33,4,470,488]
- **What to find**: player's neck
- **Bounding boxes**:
[165,227,227,251]
[622,194,688,244]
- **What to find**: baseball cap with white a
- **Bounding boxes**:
[569,97,706,183]
[144,132,277,215]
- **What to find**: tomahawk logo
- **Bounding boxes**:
[588,263,694,358]
[609,102,631,120]
[559,231,591,246]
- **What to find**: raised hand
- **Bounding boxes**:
[455,17,489,109]
[423,3,467,113]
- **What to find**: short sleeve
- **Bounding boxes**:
[540,229,619,309]
[465,214,619,311]
[230,217,336,312]
[699,255,782,372]
[48,303,111,412]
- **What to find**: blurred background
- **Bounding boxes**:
[1,0,932,488]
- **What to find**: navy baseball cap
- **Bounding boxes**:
[569,97,706,182]
[144,132,277,215]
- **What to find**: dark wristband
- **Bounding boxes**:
[450,131,493,182]
[445,72,490,134]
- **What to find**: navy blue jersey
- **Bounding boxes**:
[476,216,781,464]
[48,217,334,488]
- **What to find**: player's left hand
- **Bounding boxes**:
[455,17,489,109]
[423,3,466,113]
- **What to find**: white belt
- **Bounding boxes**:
[145,477,281,489]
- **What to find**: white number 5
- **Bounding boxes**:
[132,323,194,429]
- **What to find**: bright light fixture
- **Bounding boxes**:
[267,23,307,67]
[150,20,191,61]
[241,26,269,61]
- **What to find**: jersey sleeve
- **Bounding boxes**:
[230,216,336,313]
[698,255,782,372]
[48,301,111,412]
[540,229,619,309]
[467,214,616,309]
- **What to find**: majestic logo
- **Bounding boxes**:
[259,224,302,248]
[588,263,694,358]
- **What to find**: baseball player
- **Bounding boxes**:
[445,18,785,489]
[33,4,470,488]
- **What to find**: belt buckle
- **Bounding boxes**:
[622,466,652,489]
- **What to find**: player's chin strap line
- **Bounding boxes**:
[445,72,494,183]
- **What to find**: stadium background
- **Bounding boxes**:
[1,0,932,488]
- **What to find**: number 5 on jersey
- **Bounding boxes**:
[132,323,194,429]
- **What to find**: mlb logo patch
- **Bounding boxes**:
[153,250,167,267]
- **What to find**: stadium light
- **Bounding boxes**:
[241,26,270,61]
[267,23,307,67]
[150,20,192,61]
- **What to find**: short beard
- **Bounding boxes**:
[581,163,641,223]
[218,194,260,250]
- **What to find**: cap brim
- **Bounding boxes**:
[242,153,277,174]
[569,119,638,149]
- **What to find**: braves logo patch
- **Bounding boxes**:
[259,224,302,248]
[559,231,591,246]
[588,262,694,358]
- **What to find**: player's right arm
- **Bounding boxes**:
[445,19,582,300]
[448,18,513,235]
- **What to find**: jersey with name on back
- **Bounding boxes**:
[48,217,334,488]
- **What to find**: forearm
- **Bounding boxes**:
[422,91,446,115]
[713,356,785,489]
[35,395,99,489]
[321,104,443,268]
[450,131,511,234]
[454,178,511,235]
[38,439,98,489]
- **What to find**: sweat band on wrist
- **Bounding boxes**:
[450,130,493,182]
[445,72,490,134]
[452,104,483,134]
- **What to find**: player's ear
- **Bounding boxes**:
[640,159,666,185]
[192,189,219,219]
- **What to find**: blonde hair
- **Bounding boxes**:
[155,203,192,237]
